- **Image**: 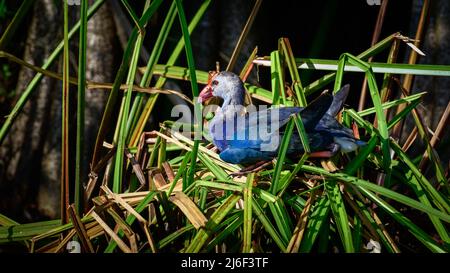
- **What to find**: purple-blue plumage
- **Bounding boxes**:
[198,72,365,164]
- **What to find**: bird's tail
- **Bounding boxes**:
[327,84,350,117]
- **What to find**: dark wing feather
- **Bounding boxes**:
[298,92,333,130]
[327,84,350,117]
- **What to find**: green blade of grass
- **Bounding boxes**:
[299,196,330,252]
[243,173,254,253]
[317,219,331,253]
[157,136,167,169]
[269,199,293,243]
[152,64,209,82]
[294,58,450,76]
[205,213,243,252]
[252,197,287,251]
[325,179,354,252]
[0,220,61,243]
[198,187,208,211]
[279,37,306,106]
[387,99,421,130]
[293,115,311,154]
[270,51,280,104]
[343,135,378,176]
[74,0,88,215]
[191,181,243,193]
[277,153,309,196]
[185,193,241,253]
[168,151,191,196]
[357,92,425,117]
[270,119,294,194]
[174,0,201,189]
[61,0,70,224]
[252,187,278,203]
[366,68,391,184]
[0,213,19,226]
[31,215,94,243]
[197,153,230,182]
[147,135,161,169]
[113,33,145,193]
[120,0,141,31]
[352,215,362,252]
[157,225,195,250]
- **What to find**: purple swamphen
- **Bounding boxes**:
[198,71,365,175]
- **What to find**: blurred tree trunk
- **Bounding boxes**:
[405,0,450,164]
[0,0,61,220]
[0,1,116,220]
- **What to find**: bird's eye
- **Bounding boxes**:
[212,80,218,86]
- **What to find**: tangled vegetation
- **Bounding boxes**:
[0,0,449,253]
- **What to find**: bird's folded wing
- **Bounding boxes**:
[213,93,333,152]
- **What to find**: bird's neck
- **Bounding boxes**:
[220,89,245,112]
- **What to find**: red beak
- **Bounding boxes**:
[198,84,213,104]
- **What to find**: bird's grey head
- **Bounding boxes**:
[198,71,246,106]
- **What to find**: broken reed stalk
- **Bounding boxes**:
[392,0,430,139]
